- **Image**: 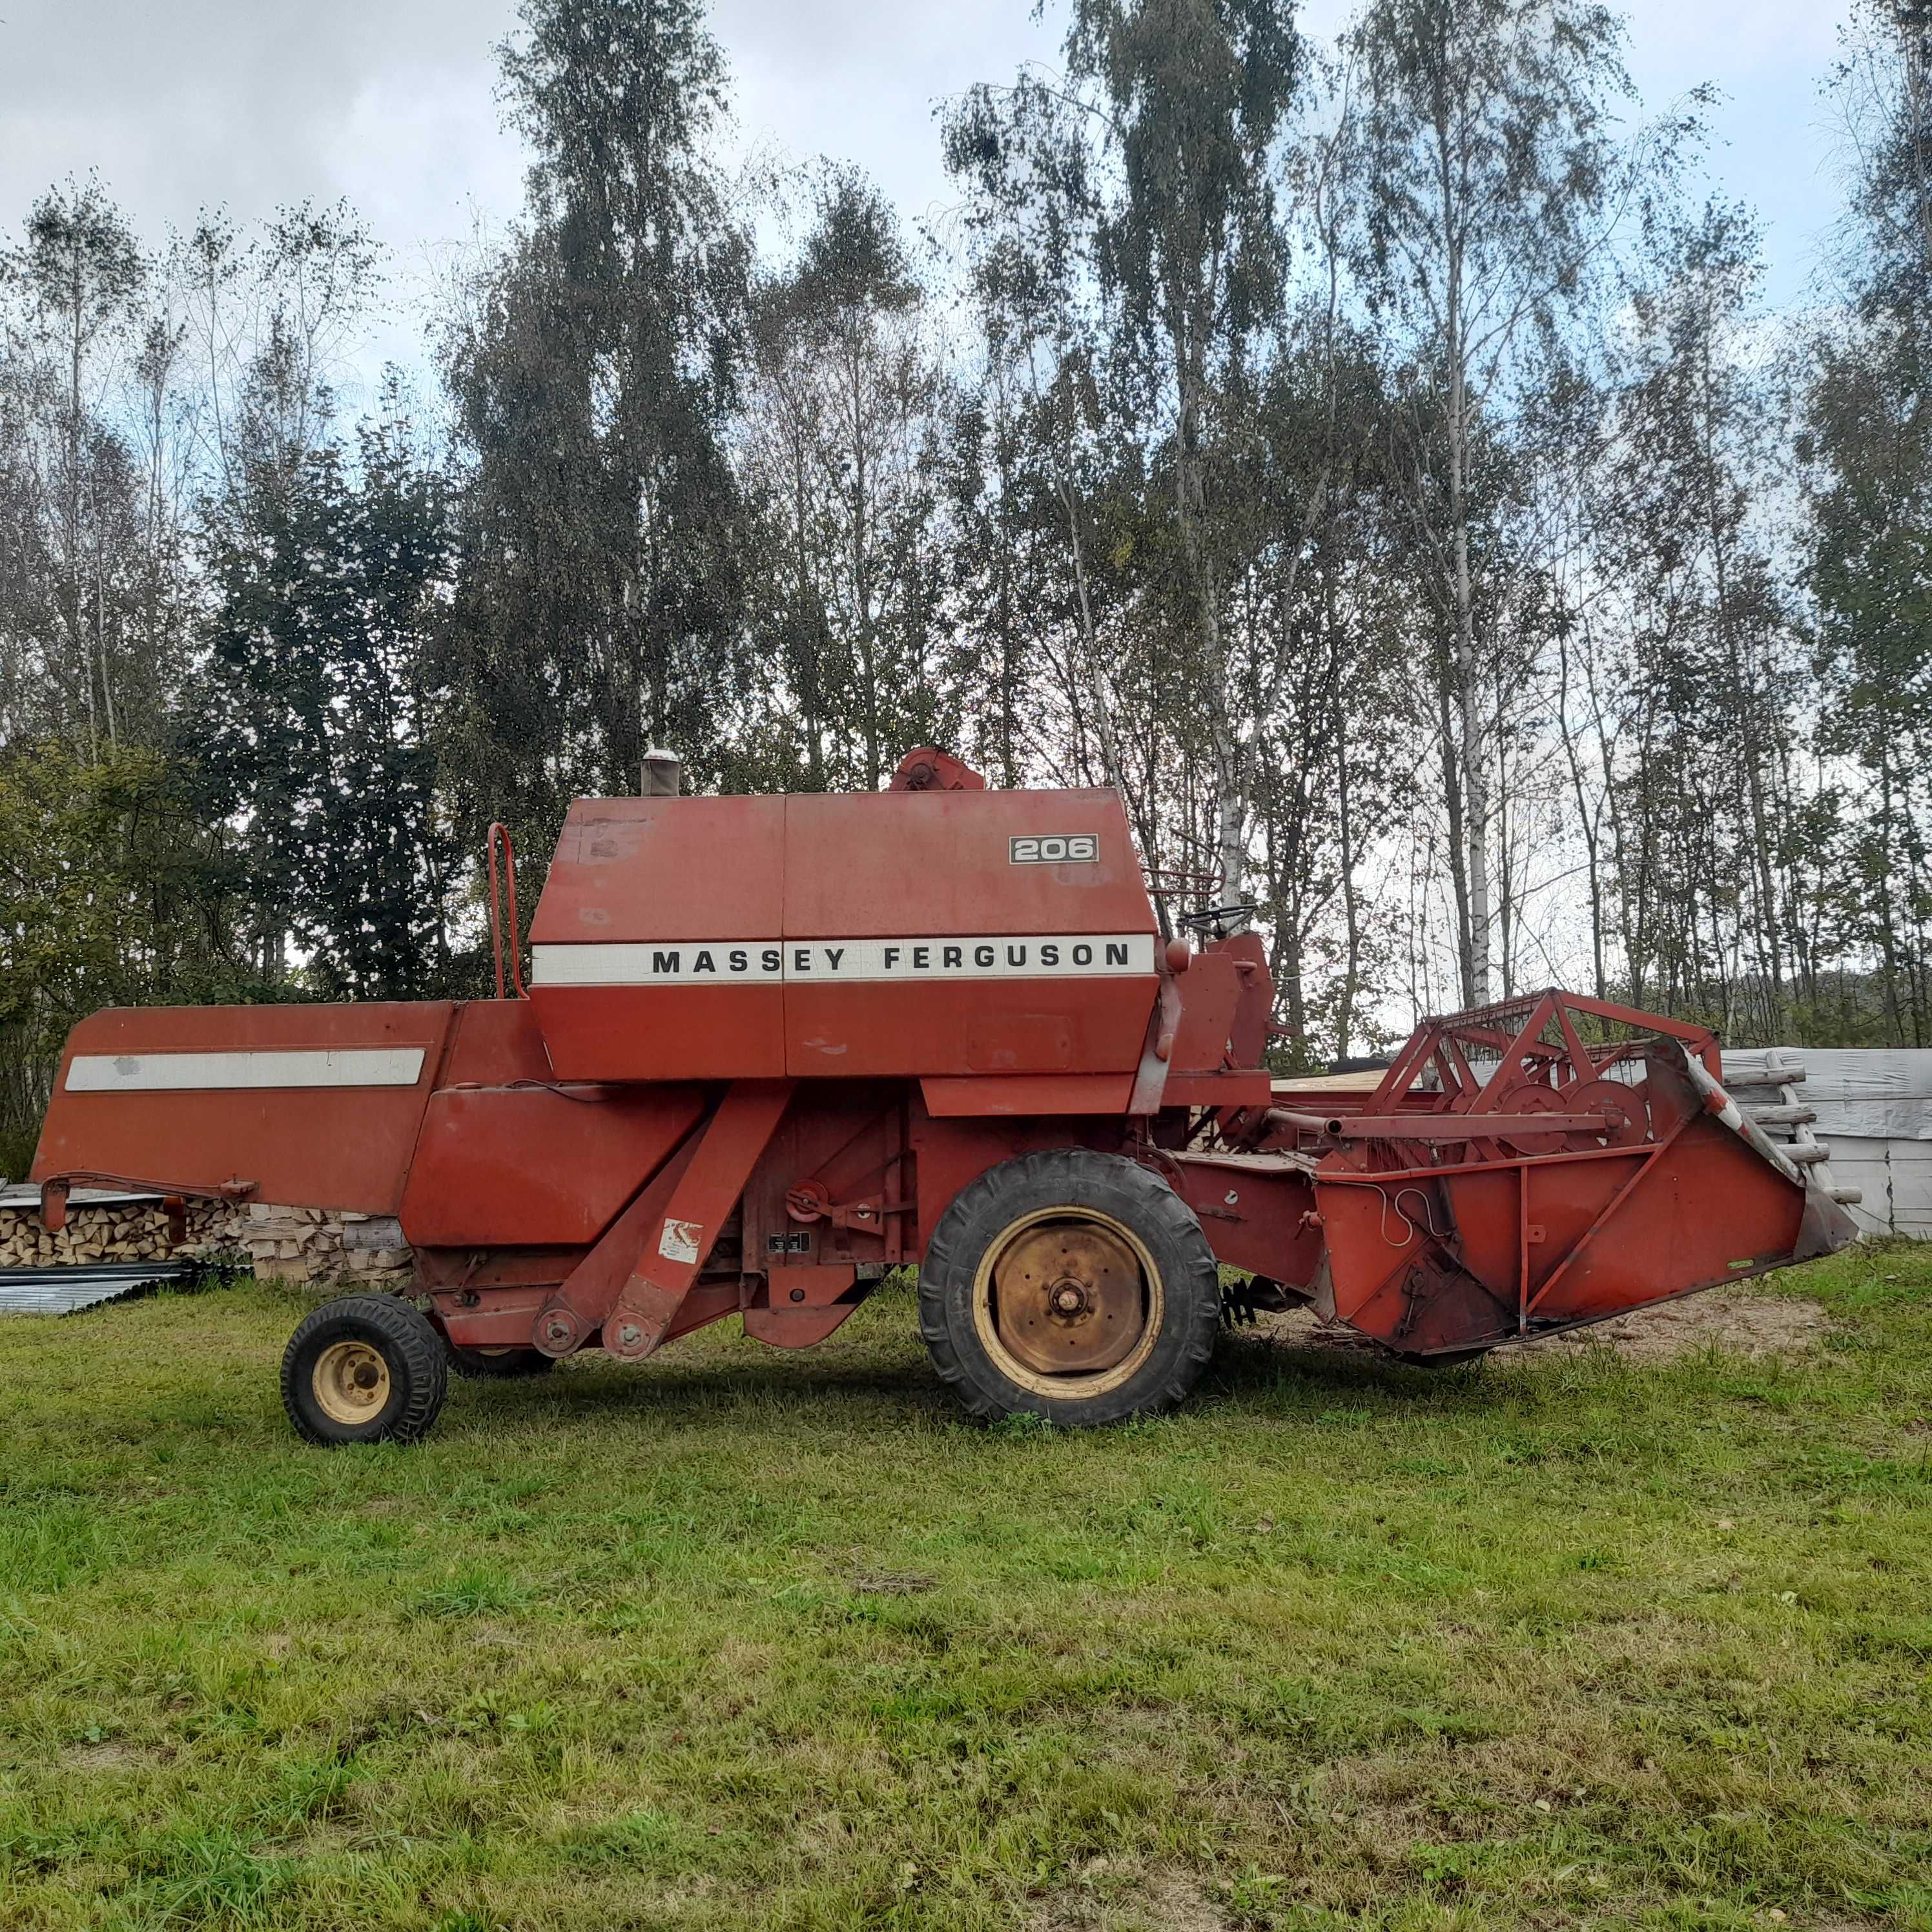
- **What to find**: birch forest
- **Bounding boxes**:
[2,0,1929,1172]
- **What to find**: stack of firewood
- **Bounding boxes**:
[0,1195,412,1284]
[235,1205,413,1284]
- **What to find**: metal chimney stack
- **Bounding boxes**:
[641,748,681,797]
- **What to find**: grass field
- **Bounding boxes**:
[1,1249,1929,1932]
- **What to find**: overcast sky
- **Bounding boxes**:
[0,0,1854,353]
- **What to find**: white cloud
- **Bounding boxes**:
[0,0,520,241]
[0,0,1859,321]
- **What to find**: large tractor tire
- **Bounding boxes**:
[282,1294,449,1446]
[919,1149,1221,1424]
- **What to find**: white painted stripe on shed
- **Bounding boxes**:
[65,1047,426,1093]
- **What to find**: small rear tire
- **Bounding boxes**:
[282,1294,449,1446]
[447,1344,555,1381]
[919,1148,1221,1424]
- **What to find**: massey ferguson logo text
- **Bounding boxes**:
[530,933,1156,987]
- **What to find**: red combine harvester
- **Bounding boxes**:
[30,752,1856,1444]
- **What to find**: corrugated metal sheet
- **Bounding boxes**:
[1811,1138,1932,1241]
[0,1262,191,1316]
[0,1183,163,1209]
[1724,1048,1932,1142]
[1726,1048,1932,1240]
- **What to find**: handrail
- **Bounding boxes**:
[486,821,528,1000]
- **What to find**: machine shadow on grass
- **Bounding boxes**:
[116,1265,1789,1446]
[1202,1324,1499,1406]
[402,1302,1511,1441]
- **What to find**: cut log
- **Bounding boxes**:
[1743,1104,1818,1127]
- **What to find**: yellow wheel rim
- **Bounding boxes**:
[312,1339,391,1424]
[971,1205,1164,1401]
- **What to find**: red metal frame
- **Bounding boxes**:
[603,1080,796,1360]
[29,788,1856,1384]
[1359,989,1719,1123]
[1237,990,1848,1355]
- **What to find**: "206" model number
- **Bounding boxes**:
[1010,834,1099,865]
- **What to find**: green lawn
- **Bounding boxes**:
[1,1249,1928,1932]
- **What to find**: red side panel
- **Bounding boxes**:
[531,794,788,941]
[921,1074,1135,1117]
[909,1107,1135,1255]
[524,786,1158,1087]
[528,796,788,1080]
[781,789,1158,1078]
[402,1087,703,1248]
[399,1002,704,1248]
[1165,1154,1324,1286]
[33,1003,457,1214]
[1167,952,1242,1072]
[781,789,1153,938]
[1160,1071,1275,1109]
[531,984,787,1083]
[438,996,556,1083]
[790,979,1156,1079]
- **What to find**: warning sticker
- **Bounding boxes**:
[659,1218,703,1266]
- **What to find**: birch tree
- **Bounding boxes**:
[942,72,1135,805]
[1804,0,1932,1045]
[1355,0,1636,1004]
[438,0,751,851]
[1065,0,1302,899]
[3,179,145,755]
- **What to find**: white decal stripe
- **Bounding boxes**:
[66,1047,427,1093]
[531,934,1157,987]
[535,942,784,987]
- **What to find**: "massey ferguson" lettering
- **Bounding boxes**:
[530,934,1156,987]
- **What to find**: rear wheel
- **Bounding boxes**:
[447,1344,555,1381]
[919,1149,1220,1424]
[282,1294,448,1446]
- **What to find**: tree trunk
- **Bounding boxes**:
[1438,673,1473,1002]
[1173,349,1242,899]
[1335,672,1362,1060]
[1446,358,1491,1005]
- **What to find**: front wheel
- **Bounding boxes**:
[282,1294,449,1446]
[918,1149,1221,1424]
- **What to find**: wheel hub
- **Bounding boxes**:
[992,1222,1146,1376]
[311,1339,391,1424]
[1049,1279,1089,1315]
